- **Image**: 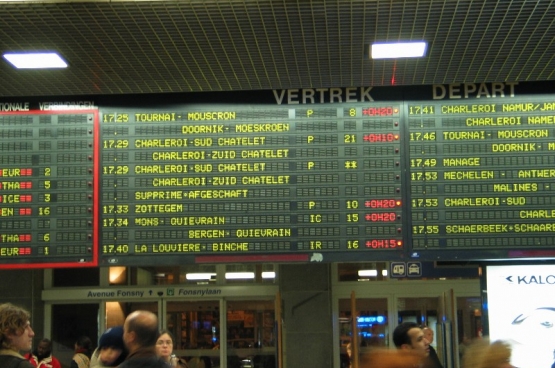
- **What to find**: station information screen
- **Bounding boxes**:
[408,97,555,258]
[3,83,555,268]
[0,110,99,268]
[100,103,404,265]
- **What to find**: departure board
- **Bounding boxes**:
[100,102,404,265]
[4,82,555,268]
[408,97,555,257]
[0,110,98,268]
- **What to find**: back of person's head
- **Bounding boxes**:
[0,303,31,348]
[393,322,419,348]
[422,326,434,342]
[127,310,159,348]
[462,338,512,368]
[75,335,93,356]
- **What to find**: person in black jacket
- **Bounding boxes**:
[0,303,35,368]
[422,326,444,368]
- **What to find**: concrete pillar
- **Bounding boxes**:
[279,263,333,368]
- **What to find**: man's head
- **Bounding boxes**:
[422,326,434,344]
[392,322,430,358]
[0,303,34,352]
[36,338,52,360]
[123,310,159,354]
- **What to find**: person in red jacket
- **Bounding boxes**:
[25,338,61,368]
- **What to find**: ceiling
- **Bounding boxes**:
[0,0,554,97]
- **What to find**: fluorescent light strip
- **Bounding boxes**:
[3,52,68,69]
[186,273,216,281]
[261,271,276,279]
[358,269,378,277]
[225,272,255,280]
[371,42,427,59]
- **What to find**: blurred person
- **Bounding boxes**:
[25,338,61,368]
[155,330,187,368]
[90,326,127,368]
[0,302,35,368]
[344,342,352,368]
[120,310,166,368]
[422,326,443,368]
[71,335,93,368]
[393,322,430,359]
[458,336,471,363]
[362,349,421,368]
[462,338,513,368]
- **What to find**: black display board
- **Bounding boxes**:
[100,100,404,265]
[407,97,555,259]
[2,82,555,268]
[0,110,98,268]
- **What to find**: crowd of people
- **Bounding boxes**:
[359,321,513,368]
[0,303,183,368]
[0,301,514,368]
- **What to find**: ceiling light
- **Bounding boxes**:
[225,272,255,280]
[358,269,378,277]
[3,52,68,69]
[371,42,427,59]
[186,273,216,281]
[108,266,126,284]
[261,271,276,279]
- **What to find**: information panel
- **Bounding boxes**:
[100,103,404,264]
[409,98,555,257]
[0,111,99,268]
[3,83,555,268]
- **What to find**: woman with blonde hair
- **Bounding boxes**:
[462,339,513,368]
[0,302,35,368]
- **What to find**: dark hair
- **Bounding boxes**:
[38,338,52,350]
[393,322,419,348]
[158,329,175,345]
[75,335,93,357]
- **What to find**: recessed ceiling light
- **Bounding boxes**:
[3,52,68,69]
[371,42,427,59]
